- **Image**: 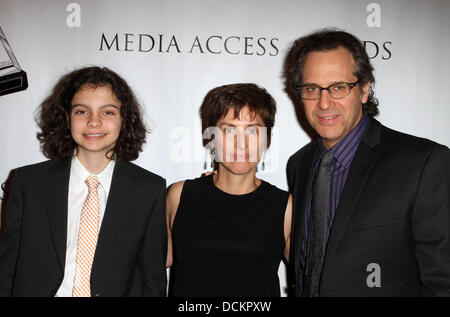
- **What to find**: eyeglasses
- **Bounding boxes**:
[297,81,359,100]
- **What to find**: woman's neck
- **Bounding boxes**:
[213,167,261,195]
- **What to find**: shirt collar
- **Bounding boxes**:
[71,156,115,189]
[317,115,369,169]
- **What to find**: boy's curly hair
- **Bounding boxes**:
[36,66,147,161]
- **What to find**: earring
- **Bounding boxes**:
[210,148,215,169]
[203,148,208,170]
[261,151,266,171]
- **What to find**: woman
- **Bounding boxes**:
[166,83,292,297]
[0,66,166,296]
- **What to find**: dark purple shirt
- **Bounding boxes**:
[299,115,369,294]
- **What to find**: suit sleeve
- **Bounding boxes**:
[140,178,167,296]
[412,144,450,296]
[0,169,23,296]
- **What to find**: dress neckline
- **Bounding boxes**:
[206,174,267,198]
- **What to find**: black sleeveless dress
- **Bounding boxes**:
[169,175,289,297]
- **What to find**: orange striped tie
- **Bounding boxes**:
[72,176,100,297]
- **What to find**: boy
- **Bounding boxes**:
[0,66,167,297]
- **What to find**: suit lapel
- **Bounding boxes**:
[325,118,383,256]
[45,158,71,272]
[94,161,135,260]
[96,162,123,246]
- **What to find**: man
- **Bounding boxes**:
[284,29,450,296]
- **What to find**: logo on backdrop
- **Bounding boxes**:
[97,33,391,60]
[66,2,391,60]
[99,33,280,57]
[363,40,391,60]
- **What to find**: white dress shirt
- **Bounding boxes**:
[55,156,115,297]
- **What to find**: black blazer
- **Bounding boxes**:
[0,159,167,297]
[287,118,450,296]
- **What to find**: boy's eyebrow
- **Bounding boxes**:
[71,104,120,110]
[71,104,88,109]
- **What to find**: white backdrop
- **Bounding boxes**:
[1,0,449,296]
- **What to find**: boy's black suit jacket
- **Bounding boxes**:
[0,159,167,297]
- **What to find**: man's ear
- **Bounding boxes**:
[361,82,371,104]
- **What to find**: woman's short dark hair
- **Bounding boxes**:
[199,83,277,147]
[284,28,379,117]
[36,66,147,161]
